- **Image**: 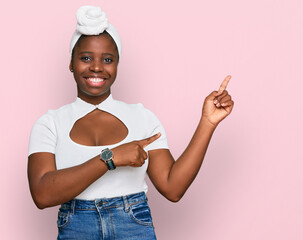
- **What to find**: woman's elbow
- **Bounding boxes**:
[30,189,52,209]
[164,192,183,203]
[167,197,181,203]
[35,201,47,210]
[32,194,48,209]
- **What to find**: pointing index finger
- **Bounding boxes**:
[139,133,161,148]
[218,75,231,94]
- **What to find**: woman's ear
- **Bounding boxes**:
[69,61,73,72]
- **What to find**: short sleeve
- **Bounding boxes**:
[143,109,169,152]
[28,112,57,156]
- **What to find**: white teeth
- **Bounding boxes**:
[87,78,104,82]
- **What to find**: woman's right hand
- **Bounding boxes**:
[111,133,161,167]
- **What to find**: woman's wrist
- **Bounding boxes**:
[200,116,218,131]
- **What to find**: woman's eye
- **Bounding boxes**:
[104,58,113,63]
[81,56,91,61]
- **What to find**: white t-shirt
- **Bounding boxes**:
[28,94,169,200]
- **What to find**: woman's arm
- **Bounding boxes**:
[147,76,234,202]
[28,153,108,209]
[28,134,160,209]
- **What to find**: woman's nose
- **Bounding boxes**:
[89,62,104,72]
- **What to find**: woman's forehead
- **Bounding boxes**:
[75,34,118,54]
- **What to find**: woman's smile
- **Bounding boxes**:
[85,77,106,87]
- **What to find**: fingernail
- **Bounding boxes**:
[221,103,226,106]
[214,100,218,104]
[216,103,221,107]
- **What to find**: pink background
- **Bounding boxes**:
[1,0,302,239]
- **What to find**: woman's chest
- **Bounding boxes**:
[54,109,149,169]
[69,109,128,146]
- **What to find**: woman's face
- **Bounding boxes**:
[70,33,119,104]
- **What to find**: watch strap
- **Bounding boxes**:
[105,159,116,170]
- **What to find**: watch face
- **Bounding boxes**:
[101,149,113,160]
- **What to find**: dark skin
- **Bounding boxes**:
[28,33,234,209]
[69,33,128,146]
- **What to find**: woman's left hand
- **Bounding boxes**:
[202,75,234,127]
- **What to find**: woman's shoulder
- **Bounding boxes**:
[112,98,155,116]
[33,101,75,125]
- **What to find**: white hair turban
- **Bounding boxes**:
[70,5,122,58]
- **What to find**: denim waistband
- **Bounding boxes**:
[60,192,147,213]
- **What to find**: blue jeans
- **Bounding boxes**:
[57,192,157,240]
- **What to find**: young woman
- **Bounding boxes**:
[28,5,234,240]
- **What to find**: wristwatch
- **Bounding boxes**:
[100,148,116,170]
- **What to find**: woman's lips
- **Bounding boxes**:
[85,77,106,87]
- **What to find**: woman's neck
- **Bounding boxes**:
[77,90,111,105]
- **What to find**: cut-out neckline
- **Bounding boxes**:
[69,109,129,147]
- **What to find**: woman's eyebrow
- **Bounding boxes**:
[102,53,115,56]
[78,51,115,56]
[79,51,93,54]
